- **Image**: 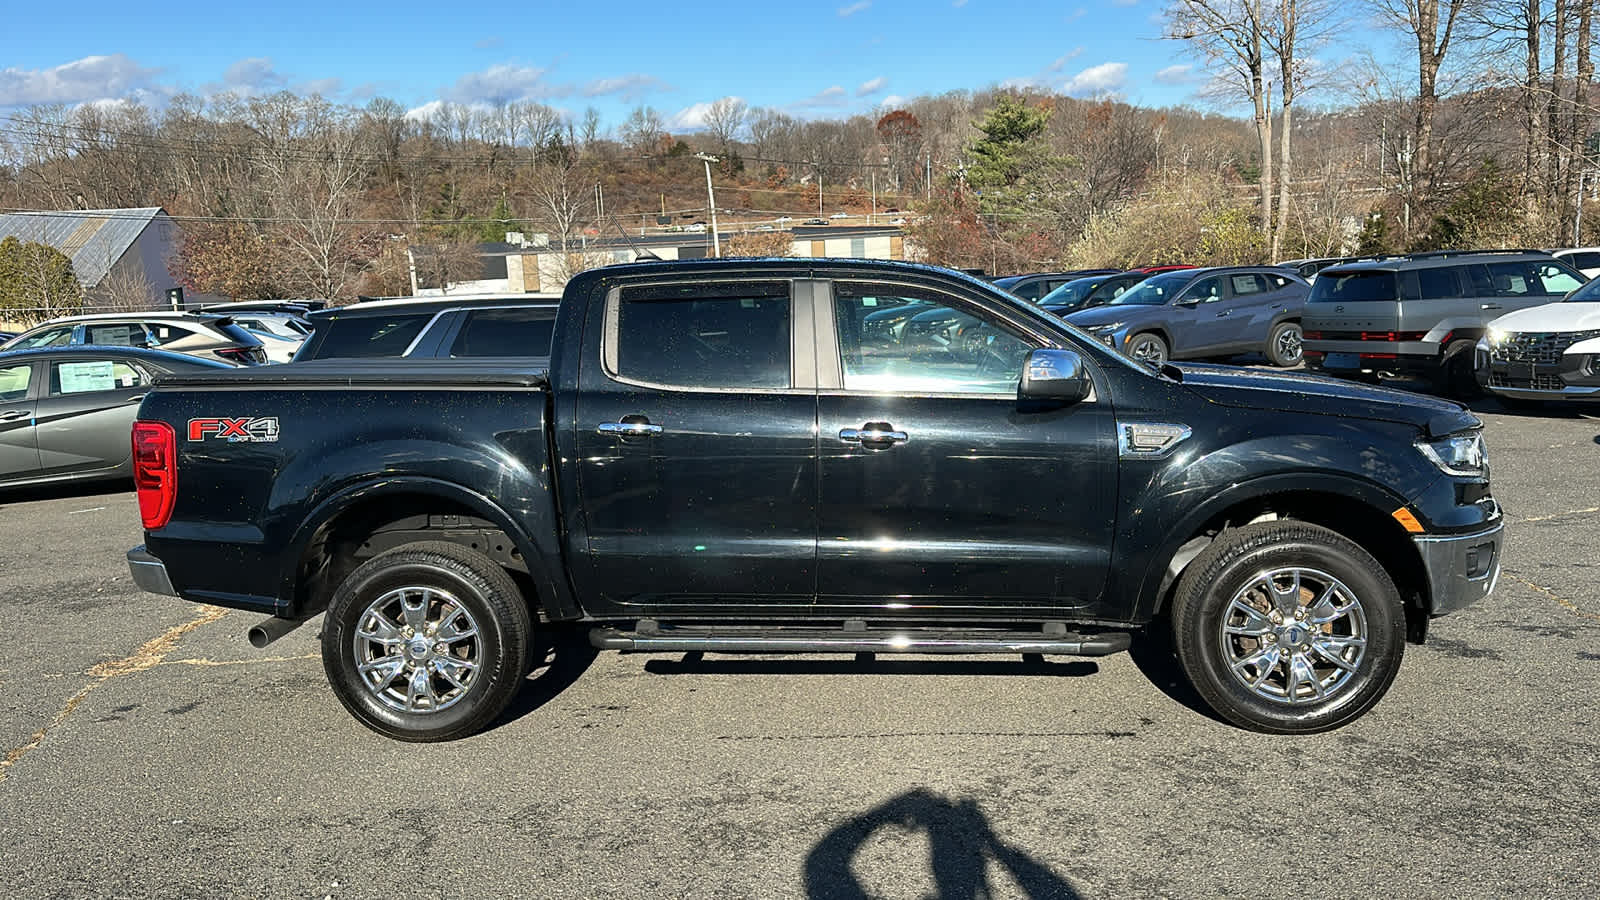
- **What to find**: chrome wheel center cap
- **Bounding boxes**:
[405,637,432,662]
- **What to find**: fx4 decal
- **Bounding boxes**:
[188,417,280,443]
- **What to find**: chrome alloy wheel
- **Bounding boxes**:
[1219,567,1368,705]
[1275,323,1304,364]
[354,586,481,713]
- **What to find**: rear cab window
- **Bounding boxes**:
[607,282,791,390]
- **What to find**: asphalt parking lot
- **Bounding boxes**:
[3,393,1599,899]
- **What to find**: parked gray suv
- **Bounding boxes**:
[1064,266,1310,366]
[1302,250,1588,393]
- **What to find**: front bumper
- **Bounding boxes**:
[1413,522,1504,616]
[1474,345,1600,400]
[127,544,177,597]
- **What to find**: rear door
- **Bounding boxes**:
[571,278,818,612]
[33,356,149,475]
[0,361,40,480]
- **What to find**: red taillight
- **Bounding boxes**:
[1302,330,1324,340]
[1357,331,1427,342]
[132,421,176,530]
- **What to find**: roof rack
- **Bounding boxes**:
[1404,248,1552,260]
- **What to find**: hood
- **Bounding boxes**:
[1488,301,1600,333]
[1173,363,1478,438]
[1065,303,1163,327]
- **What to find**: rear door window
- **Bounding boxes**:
[308,313,434,359]
[1228,274,1267,297]
[448,308,556,358]
[610,283,791,390]
[85,323,148,346]
[50,360,146,395]
[1404,268,1464,300]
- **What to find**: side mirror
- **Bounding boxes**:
[1019,348,1091,402]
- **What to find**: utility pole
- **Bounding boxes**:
[871,172,877,223]
[1576,169,1588,246]
[694,152,721,258]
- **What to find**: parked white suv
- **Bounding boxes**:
[0,312,268,366]
[1551,248,1600,278]
[1476,275,1600,405]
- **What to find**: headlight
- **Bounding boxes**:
[1088,322,1124,333]
[1486,327,1509,345]
[1417,431,1487,477]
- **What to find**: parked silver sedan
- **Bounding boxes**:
[0,346,232,490]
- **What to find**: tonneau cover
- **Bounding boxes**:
[151,357,550,389]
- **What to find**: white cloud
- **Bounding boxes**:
[1048,49,1085,72]
[297,77,343,97]
[1154,64,1195,85]
[792,85,849,110]
[839,1,871,16]
[879,94,907,109]
[583,74,670,101]
[1069,7,1087,19]
[0,54,163,106]
[404,100,448,122]
[953,0,968,6]
[1063,62,1127,97]
[222,57,285,93]
[446,63,566,104]
[857,76,888,96]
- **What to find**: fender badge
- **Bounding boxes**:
[187,417,280,443]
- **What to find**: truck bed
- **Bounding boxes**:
[152,357,551,389]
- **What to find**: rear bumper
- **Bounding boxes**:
[1303,339,1440,373]
[127,544,177,597]
[1413,522,1504,616]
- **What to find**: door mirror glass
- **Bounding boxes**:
[1019,349,1091,402]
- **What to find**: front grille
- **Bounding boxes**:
[1490,330,1600,364]
[1490,372,1566,390]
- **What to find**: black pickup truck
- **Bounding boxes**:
[126,259,1503,741]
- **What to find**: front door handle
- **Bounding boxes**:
[840,423,908,447]
[1215,310,1231,317]
[1481,303,1503,310]
[597,418,663,437]
[0,410,29,422]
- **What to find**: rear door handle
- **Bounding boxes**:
[126,394,146,404]
[840,423,908,447]
[597,419,663,437]
[1215,310,1231,317]
[0,410,29,422]
[1481,303,1503,310]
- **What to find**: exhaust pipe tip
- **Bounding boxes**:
[247,615,305,648]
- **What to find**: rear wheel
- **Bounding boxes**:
[1128,332,1169,366]
[1170,522,1405,734]
[322,541,532,742]
[1266,321,1303,367]
[1433,340,1481,398]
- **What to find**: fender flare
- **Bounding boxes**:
[277,476,577,620]
[1129,471,1413,622]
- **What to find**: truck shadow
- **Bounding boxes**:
[489,627,598,730]
[641,655,1098,678]
[1126,629,1226,725]
[0,479,131,506]
[804,789,1081,899]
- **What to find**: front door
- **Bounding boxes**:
[572,279,817,612]
[815,280,1118,616]
[1182,273,1253,354]
[34,356,149,475]
[0,362,40,480]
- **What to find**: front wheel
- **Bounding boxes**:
[1266,321,1303,367]
[1127,332,1169,366]
[322,541,532,741]
[1170,522,1405,734]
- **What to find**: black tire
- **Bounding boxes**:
[322,541,532,742]
[1266,321,1303,367]
[1127,332,1168,366]
[1432,340,1481,398]
[1169,522,1405,734]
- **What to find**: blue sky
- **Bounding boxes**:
[1,1,1363,129]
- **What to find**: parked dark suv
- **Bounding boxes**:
[1065,267,1310,366]
[1302,250,1588,393]
[295,294,560,361]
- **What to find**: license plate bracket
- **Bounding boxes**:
[1509,362,1534,384]
[1323,352,1360,370]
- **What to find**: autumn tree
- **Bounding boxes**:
[876,110,924,192]
[0,237,82,324]
[173,222,277,300]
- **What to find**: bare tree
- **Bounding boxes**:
[702,97,749,155]
[1370,0,1472,203]
[1165,0,1276,245]
[620,106,667,157]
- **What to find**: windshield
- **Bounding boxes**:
[1107,271,1194,306]
[1565,277,1600,302]
[1038,277,1106,307]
